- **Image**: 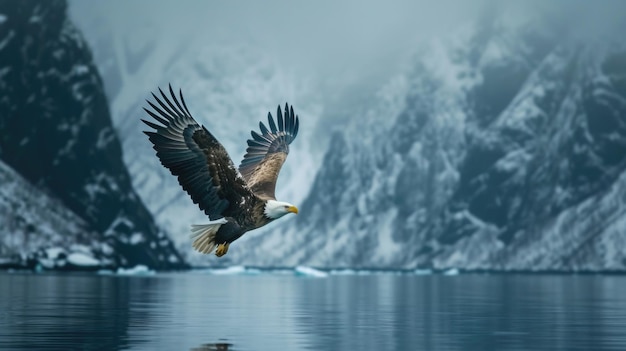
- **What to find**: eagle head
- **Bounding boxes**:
[264,200,299,219]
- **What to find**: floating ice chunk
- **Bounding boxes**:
[443,268,460,276]
[295,266,328,278]
[204,266,247,275]
[116,265,155,275]
[67,252,100,267]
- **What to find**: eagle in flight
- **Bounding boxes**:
[142,85,299,257]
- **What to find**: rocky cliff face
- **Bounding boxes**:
[231,14,626,271]
[0,0,185,269]
[0,160,106,270]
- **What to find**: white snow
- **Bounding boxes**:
[130,233,144,245]
[495,149,531,173]
[104,216,134,237]
[70,244,92,254]
[73,64,89,75]
[371,208,402,263]
[67,252,100,267]
[95,127,115,149]
[100,243,114,255]
[45,247,65,259]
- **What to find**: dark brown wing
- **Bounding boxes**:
[142,85,257,220]
[238,103,299,200]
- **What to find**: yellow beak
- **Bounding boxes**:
[288,206,299,214]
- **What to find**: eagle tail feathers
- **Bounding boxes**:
[190,219,227,254]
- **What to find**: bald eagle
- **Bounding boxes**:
[141,85,299,257]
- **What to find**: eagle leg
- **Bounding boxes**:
[215,243,230,257]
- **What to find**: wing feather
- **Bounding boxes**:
[146,100,172,122]
[251,130,271,144]
[277,105,284,132]
[158,87,180,115]
[247,139,270,147]
[285,104,292,133]
[142,84,257,220]
[259,121,270,135]
[268,113,277,133]
[142,108,170,126]
[238,103,300,199]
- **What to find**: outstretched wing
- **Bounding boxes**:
[142,85,256,220]
[238,103,299,200]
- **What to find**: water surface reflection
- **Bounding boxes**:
[294,274,626,350]
[1,272,625,350]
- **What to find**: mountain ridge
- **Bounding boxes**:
[229,14,626,271]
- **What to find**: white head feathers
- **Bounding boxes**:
[264,200,299,219]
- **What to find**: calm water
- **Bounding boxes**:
[1,272,625,351]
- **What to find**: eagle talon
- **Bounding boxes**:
[215,243,229,257]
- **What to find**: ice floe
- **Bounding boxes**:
[116,265,155,276]
[295,266,328,278]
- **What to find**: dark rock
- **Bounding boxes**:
[0,0,186,270]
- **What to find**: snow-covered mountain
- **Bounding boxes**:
[65,1,626,271]
[0,0,185,269]
[231,12,626,271]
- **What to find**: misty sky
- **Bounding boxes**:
[70,0,626,113]
[69,0,487,103]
